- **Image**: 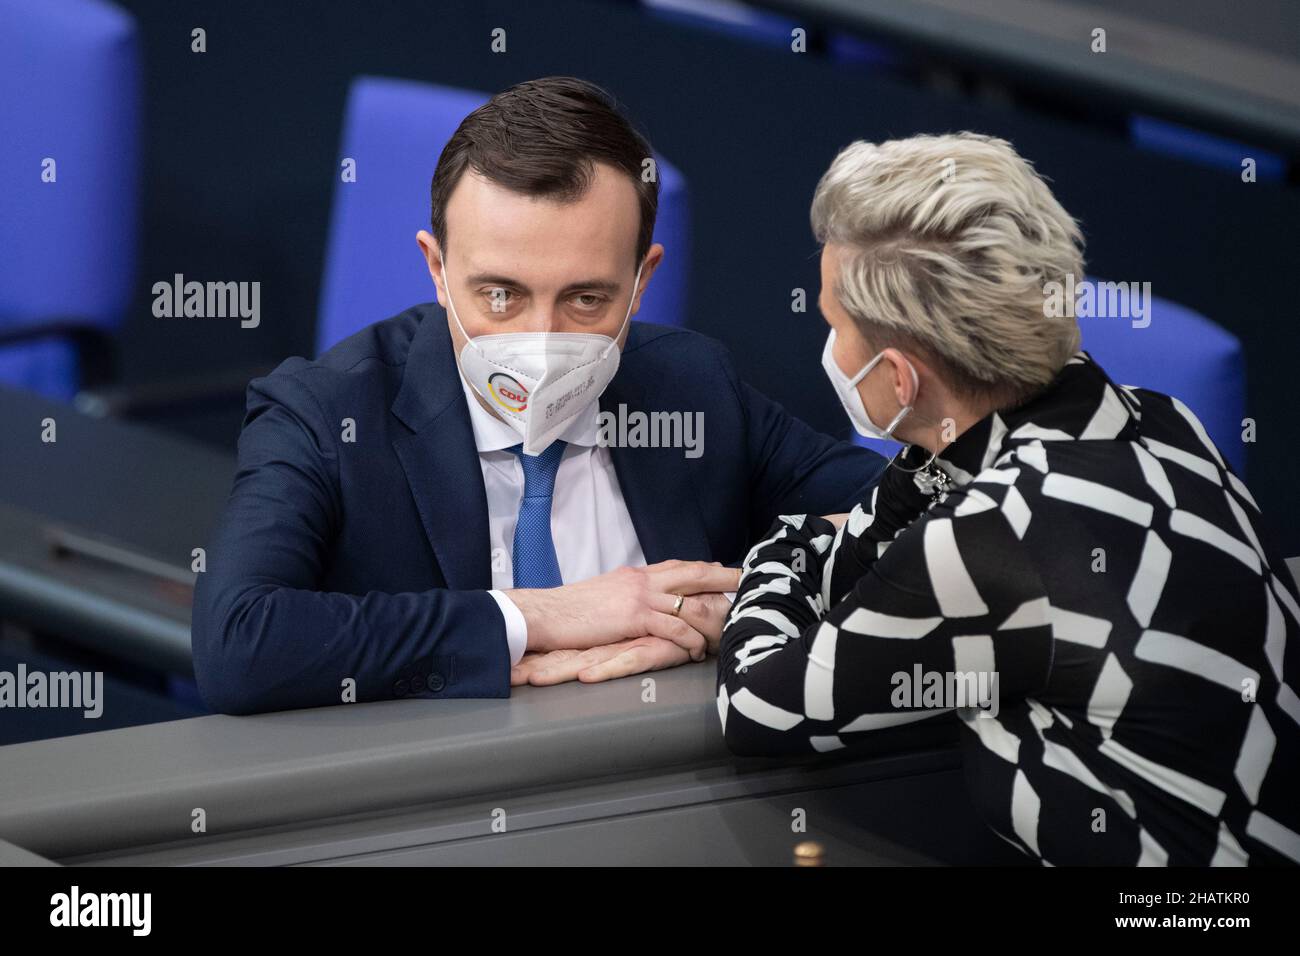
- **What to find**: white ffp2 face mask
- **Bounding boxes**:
[820,328,917,440]
[441,253,644,456]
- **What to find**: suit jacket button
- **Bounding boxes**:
[410,675,426,693]
[394,679,410,696]
[427,672,445,692]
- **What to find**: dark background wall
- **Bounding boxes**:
[108,0,1300,550]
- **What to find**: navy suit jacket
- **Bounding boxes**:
[191,304,886,714]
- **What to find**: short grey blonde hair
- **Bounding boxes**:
[811,132,1084,399]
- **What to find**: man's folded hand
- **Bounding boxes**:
[506,561,739,685]
[506,559,740,660]
[511,637,690,686]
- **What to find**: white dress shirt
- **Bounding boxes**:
[462,375,647,666]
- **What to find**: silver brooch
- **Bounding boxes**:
[891,445,955,503]
[913,462,954,501]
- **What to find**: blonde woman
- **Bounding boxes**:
[717,133,1299,866]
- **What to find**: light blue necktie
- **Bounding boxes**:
[510,441,566,588]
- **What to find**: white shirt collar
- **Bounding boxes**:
[458,371,600,452]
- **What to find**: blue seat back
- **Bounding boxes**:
[0,0,140,399]
[1078,283,1247,474]
[317,76,691,355]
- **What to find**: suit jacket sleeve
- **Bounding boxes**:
[190,369,510,715]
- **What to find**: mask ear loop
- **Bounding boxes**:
[882,359,937,474]
[603,259,645,358]
[845,349,884,390]
[438,251,478,353]
[858,351,918,440]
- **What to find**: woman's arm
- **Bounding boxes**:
[716,474,1054,756]
[719,450,936,671]
[820,451,939,607]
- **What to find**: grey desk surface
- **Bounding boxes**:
[0,836,56,866]
[0,385,234,671]
[0,664,964,863]
[758,0,1300,148]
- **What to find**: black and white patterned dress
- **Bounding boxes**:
[717,352,1300,865]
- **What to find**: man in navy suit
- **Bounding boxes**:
[191,77,885,714]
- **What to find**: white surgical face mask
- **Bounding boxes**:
[820,328,917,440]
[441,253,643,456]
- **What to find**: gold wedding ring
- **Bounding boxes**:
[670,593,685,616]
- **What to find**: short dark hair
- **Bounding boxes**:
[430,77,658,264]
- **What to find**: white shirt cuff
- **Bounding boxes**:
[488,589,528,665]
